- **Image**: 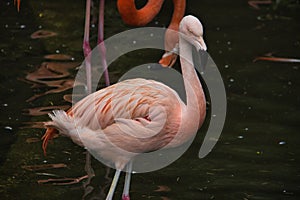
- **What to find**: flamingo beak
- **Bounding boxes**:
[195,36,207,51]
[198,49,208,72]
[194,36,208,72]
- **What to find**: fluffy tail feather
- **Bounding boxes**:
[42,110,79,155]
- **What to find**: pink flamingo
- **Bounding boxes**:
[117,0,186,67]
[42,15,207,200]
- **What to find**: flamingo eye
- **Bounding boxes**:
[187,28,194,35]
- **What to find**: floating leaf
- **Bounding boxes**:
[22,163,67,171]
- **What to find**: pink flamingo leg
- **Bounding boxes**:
[98,0,110,86]
[83,0,92,94]
[82,0,95,184]
[106,169,121,200]
[122,162,132,200]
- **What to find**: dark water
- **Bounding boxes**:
[0,0,300,199]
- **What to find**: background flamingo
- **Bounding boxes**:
[43,15,207,200]
[117,0,186,67]
[14,0,186,68]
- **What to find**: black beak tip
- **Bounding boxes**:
[199,49,208,70]
[193,49,208,73]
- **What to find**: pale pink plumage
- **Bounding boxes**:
[43,15,207,200]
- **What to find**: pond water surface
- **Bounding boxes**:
[0,0,299,199]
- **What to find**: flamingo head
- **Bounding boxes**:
[180,15,207,51]
[180,15,208,71]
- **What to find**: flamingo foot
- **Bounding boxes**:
[122,194,130,200]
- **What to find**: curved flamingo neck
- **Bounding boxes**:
[117,0,164,26]
[168,0,186,30]
[179,33,206,128]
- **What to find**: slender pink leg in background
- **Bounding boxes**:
[83,0,93,94]
[82,0,95,184]
[98,0,110,86]
[82,0,111,193]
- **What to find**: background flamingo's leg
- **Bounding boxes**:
[98,0,110,86]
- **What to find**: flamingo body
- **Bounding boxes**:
[44,78,187,169]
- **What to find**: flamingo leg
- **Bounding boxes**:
[98,0,110,86]
[106,169,121,200]
[122,162,132,200]
[83,0,92,94]
[83,0,95,185]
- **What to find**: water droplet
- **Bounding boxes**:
[20,24,26,29]
[282,189,294,195]
[244,127,249,131]
[227,41,231,45]
[237,135,244,139]
[278,141,286,145]
[287,81,292,85]
[216,27,220,31]
[38,25,42,29]
[43,160,48,163]
[248,106,252,110]
[55,49,60,53]
[224,64,229,68]
[212,114,216,117]
[5,24,8,28]
[3,103,8,106]
[229,78,234,82]
[4,126,13,131]
[150,33,154,37]
[132,40,136,44]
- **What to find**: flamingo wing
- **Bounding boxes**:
[43,78,183,155]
